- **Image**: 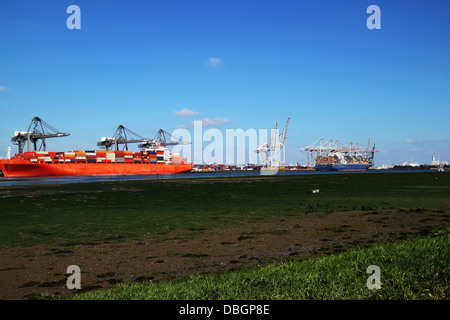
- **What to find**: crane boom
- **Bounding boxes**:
[139,129,191,148]
[97,125,151,151]
[98,126,191,150]
[11,117,70,153]
[281,117,290,146]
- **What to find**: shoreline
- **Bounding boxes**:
[0,167,448,187]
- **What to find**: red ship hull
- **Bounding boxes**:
[0,159,193,177]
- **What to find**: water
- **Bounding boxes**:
[0,167,441,187]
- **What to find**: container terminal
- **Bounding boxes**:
[300,138,377,172]
[9,116,441,176]
[0,117,192,177]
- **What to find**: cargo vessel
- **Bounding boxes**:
[0,146,192,177]
[300,138,377,172]
[314,153,373,172]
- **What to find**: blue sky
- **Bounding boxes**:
[1,0,449,165]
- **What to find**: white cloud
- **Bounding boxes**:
[404,138,450,144]
[206,57,223,67]
[404,139,427,144]
[0,86,8,91]
[191,117,230,127]
[173,108,199,117]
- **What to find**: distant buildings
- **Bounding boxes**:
[432,154,448,166]
[400,154,448,167]
[402,157,420,167]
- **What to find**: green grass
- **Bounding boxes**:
[1,171,449,300]
[1,172,449,249]
[72,227,450,300]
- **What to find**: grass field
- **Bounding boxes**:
[74,226,449,300]
[0,171,449,299]
[1,172,449,249]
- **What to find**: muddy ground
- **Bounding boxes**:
[0,207,448,299]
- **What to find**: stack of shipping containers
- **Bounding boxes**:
[8,147,189,166]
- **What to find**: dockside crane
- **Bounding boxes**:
[11,116,70,154]
[280,117,290,165]
[97,125,153,151]
[98,126,191,151]
[300,138,377,167]
[138,129,191,149]
[255,117,290,167]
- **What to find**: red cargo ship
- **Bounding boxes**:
[0,147,192,177]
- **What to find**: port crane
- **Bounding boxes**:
[11,117,70,154]
[300,138,377,167]
[255,117,290,167]
[139,129,191,149]
[97,125,152,151]
[98,126,191,151]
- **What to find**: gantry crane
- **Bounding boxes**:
[98,126,191,151]
[300,138,376,167]
[11,117,70,154]
[139,129,191,149]
[255,117,290,167]
[97,125,153,151]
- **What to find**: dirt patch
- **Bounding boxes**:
[0,208,448,299]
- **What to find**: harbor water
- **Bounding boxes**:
[0,168,443,187]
